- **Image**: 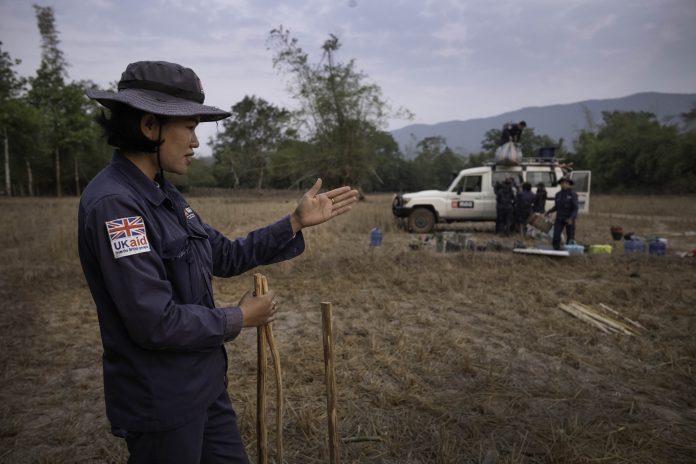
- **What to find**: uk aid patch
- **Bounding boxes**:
[105,216,151,259]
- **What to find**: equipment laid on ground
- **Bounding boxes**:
[513,248,570,257]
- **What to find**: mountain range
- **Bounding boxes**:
[389,92,696,158]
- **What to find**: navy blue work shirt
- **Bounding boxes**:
[550,188,578,221]
[78,151,304,432]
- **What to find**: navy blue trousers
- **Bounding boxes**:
[496,209,513,235]
[553,219,575,250]
[120,389,249,464]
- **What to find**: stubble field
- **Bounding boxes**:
[0,192,695,463]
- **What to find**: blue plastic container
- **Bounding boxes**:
[370,227,382,247]
[624,239,645,254]
[563,241,585,255]
[648,239,666,256]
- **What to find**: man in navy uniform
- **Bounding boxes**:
[546,177,579,250]
[495,178,515,235]
[500,120,527,145]
[78,61,358,463]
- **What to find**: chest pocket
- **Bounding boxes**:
[160,225,210,305]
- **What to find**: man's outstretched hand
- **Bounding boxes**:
[290,178,359,233]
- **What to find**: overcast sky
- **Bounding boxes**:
[2,0,695,156]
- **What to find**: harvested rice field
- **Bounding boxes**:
[1,192,695,463]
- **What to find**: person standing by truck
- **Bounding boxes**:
[533,182,547,213]
[514,182,535,235]
[495,178,515,235]
[546,177,578,250]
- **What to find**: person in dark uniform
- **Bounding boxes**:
[533,182,547,213]
[500,120,527,145]
[495,178,515,235]
[545,177,579,250]
[78,61,358,464]
[514,182,535,235]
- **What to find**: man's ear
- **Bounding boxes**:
[140,114,161,141]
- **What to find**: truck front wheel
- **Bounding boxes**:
[408,208,435,233]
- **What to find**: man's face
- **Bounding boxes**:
[560,180,570,190]
[158,117,200,175]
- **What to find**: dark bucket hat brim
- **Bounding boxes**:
[86,88,231,122]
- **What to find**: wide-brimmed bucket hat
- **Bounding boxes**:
[86,61,231,122]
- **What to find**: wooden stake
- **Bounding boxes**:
[265,321,284,462]
[558,303,613,333]
[569,301,636,335]
[254,274,269,464]
[598,303,646,331]
[254,273,284,464]
[321,302,341,464]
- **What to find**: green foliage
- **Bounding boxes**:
[267,27,409,189]
[4,7,694,197]
[211,95,294,189]
[574,110,695,193]
[407,136,466,190]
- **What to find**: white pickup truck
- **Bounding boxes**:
[392,159,591,233]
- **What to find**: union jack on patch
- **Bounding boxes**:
[106,216,147,240]
[105,216,151,259]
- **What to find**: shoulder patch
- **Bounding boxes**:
[184,205,196,221]
[105,216,151,259]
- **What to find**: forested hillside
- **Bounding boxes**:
[1,8,694,196]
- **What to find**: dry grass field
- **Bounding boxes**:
[1,192,695,463]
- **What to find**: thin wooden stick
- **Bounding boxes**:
[558,303,613,333]
[265,319,284,462]
[598,303,646,331]
[569,301,636,335]
[321,302,341,464]
[254,274,284,464]
[254,274,268,464]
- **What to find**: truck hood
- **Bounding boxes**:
[402,190,447,201]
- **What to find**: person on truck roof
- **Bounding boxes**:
[500,120,527,145]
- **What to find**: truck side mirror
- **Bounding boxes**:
[456,186,463,195]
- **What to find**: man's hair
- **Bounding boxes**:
[518,120,527,127]
[522,182,532,191]
[96,103,167,152]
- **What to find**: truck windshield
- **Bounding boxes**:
[492,171,522,187]
[526,171,557,187]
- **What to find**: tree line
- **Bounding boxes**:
[2,6,695,197]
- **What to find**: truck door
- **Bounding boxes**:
[448,174,492,219]
[570,170,591,213]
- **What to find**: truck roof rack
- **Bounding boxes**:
[484,157,566,167]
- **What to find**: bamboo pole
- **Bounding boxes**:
[598,303,646,331]
[254,274,269,464]
[254,273,284,464]
[321,302,341,464]
[569,302,635,335]
[558,303,613,333]
[264,291,284,462]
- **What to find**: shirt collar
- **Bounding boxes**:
[111,151,168,206]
